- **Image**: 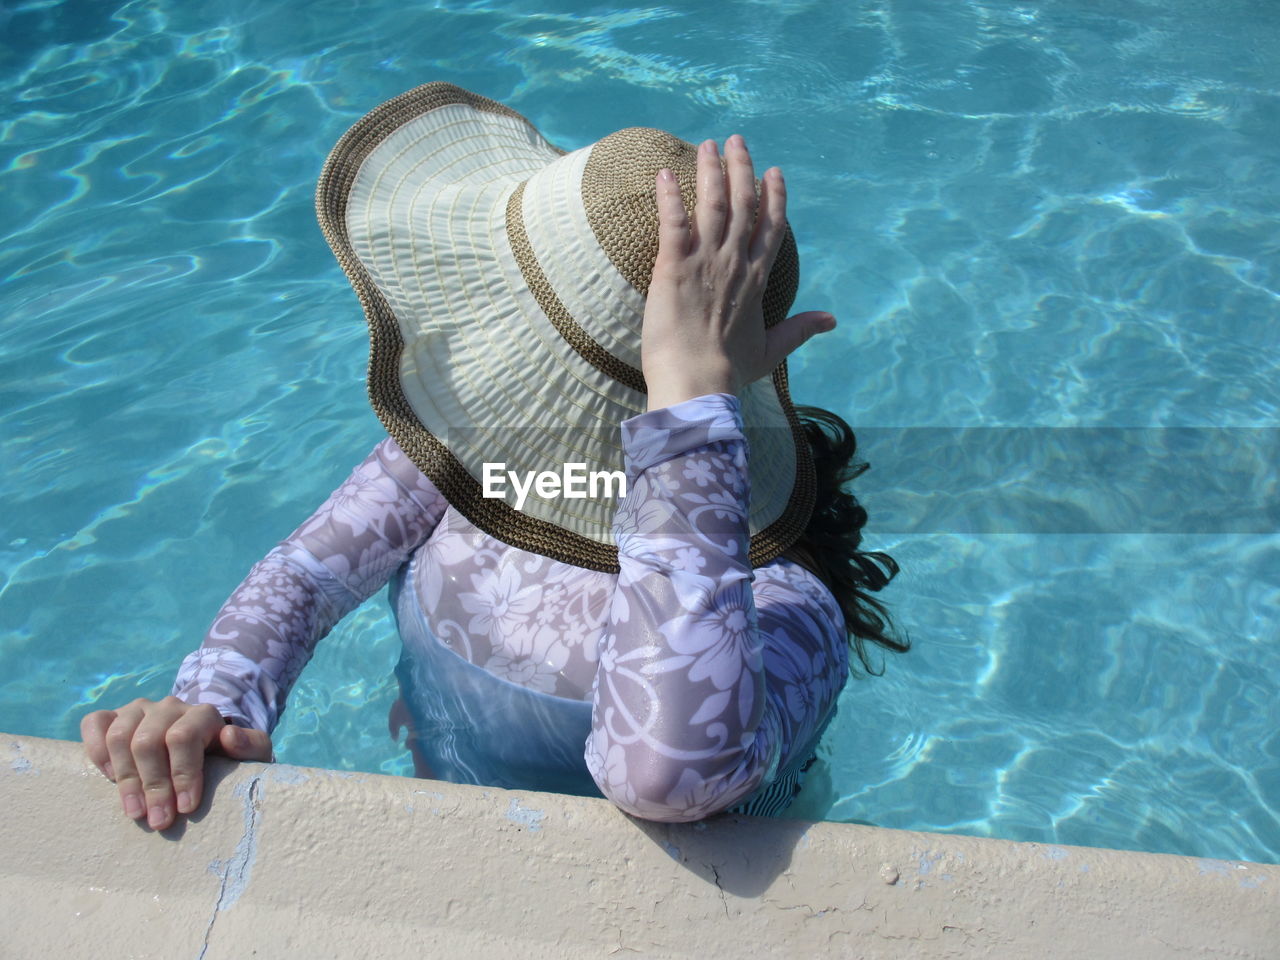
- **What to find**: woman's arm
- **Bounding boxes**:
[81,436,447,830]
[585,135,843,821]
[586,393,847,821]
[170,436,447,730]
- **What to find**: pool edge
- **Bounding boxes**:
[5,732,1277,958]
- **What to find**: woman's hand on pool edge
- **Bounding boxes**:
[80,697,272,830]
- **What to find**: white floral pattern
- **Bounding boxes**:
[172,394,849,821]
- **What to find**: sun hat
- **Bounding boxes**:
[314,82,814,574]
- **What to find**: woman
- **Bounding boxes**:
[80,83,906,829]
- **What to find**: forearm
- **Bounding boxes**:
[171,544,350,730]
[172,437,447,731]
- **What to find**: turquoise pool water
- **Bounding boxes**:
[2,0,1277,862]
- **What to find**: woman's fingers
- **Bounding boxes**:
[654,167,690,260]
[760,311,838,375]
[165,702,228,816]
[102,701,148,821]
[217,721,274,762]
[131,697,191,829]
[81,709,117,780]
[750,167,788,269]
[723,134,759,248]
[693,138,727,245]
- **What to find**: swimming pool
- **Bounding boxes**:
[2,0,1277,863]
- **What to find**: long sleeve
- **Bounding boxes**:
[586,393,849,822]
[171,437,448,731]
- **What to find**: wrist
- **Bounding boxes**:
[647,385,735,410]
[644,366,736,411]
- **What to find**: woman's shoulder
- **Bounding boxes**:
[370,435,447,507]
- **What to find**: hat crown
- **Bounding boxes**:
[581,127,800,327]
[581,127,698,298]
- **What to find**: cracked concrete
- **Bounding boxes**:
[198,774,263,959]
[705,861,730,918]
[4,733,1279,959]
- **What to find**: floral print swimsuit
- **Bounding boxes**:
[173,394,849,821]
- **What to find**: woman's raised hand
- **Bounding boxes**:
[641,135,836,411]
[81,697,272,830]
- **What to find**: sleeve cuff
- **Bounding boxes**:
[171,647,279,732]
[620,393,745,476]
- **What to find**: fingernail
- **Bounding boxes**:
[148,804,170,829]
[177,790,192,813]
[658,167,673,182]
[701,139,716,154]
[103,760,114,781]
[731,133,747,150]
[124,794,143,819]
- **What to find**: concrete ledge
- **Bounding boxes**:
[5,733,1277,958]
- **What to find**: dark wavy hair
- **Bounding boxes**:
[780,405,909,675]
